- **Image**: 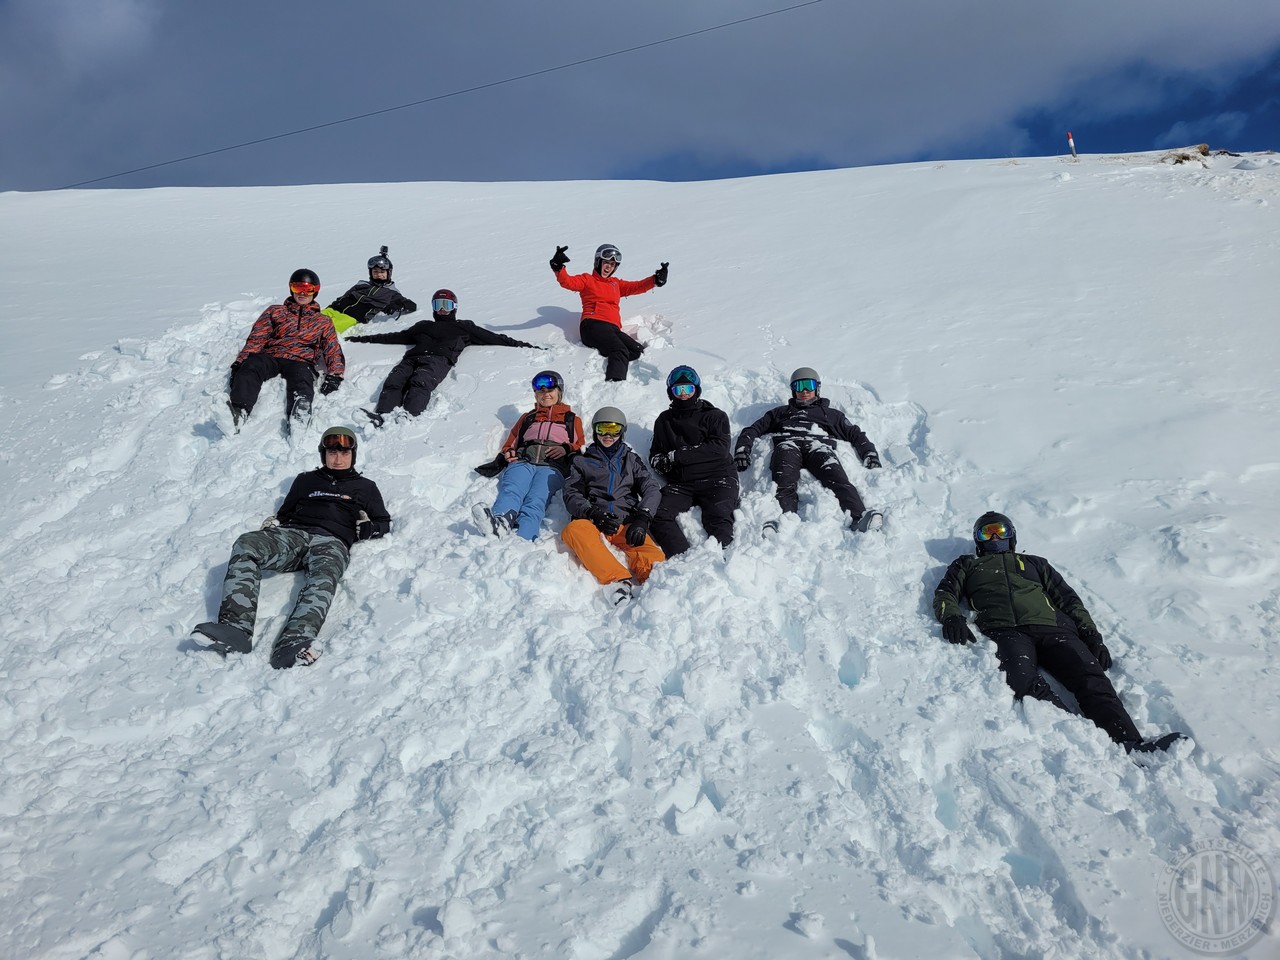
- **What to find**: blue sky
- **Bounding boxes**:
[2,1,1277,192]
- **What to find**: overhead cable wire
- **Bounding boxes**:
[55,0,826,190]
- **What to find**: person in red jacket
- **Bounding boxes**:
[550,243,669,381]
[229,268,346,431]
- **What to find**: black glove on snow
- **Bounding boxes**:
[649,451,674,474]
[1077,625,1112,669]
[624,510,652,546]
[320,375,343,396]
[942,617,976,645]
[550,246,570,272]
[734,449,751,472]
[863,453,882,469]
[474,454,507,478]
[653,262,669,287]
[589,507,621,535]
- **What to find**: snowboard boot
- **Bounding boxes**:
[360,408,386,429]
[1123,732,1186,754]
[852,510,885,533]
[761,519,780,538]
[270,637,322,669]
[226,402,250,433]
[472,504,511,537]
[287,399,312,436]
[604,578,634,607]
[193,621,253,654]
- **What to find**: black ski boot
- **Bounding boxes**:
[193,621,252,654]
[1124,732,1187,754]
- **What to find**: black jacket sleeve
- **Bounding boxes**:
[828,409,878,462]
[1028,556,1095,631]
[932,557,970,623]
[677,408,732,468]
[735,407,784,453]
[346,321,428,346]
[358,479,392,540]
[460,319,536,349]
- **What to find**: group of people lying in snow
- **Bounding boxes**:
[193,246,1185,756]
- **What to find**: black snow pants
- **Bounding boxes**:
[770,438,866,519]
[650,478,739,557]
[580,318,644,382]
[230,354,316,418]
[375,354,452,416]
[986,625,1142,744]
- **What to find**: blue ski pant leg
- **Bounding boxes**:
[276,534,350,647]
[516,466,563,540]
[493,461,536,517]
[217,527,312,636]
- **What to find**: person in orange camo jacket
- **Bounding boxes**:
[550,243,668,382]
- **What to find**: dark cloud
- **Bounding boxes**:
[3,1,1278,192]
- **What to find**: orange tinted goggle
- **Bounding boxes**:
[322,434,356,451]
[594,422,624,436]
[290,281,320,296]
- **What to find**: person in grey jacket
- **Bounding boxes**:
[735,366,884,534]
[561,406,664,605]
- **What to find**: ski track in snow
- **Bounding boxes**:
[1,154,1279,959]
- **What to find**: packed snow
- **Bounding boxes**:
[1,150,1278,959]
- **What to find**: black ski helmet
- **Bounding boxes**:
[367,245,393,279]
[666,364,701,400]
[594,243,622,274]
[531,370,565,395]
[318,425,358,467]
[973,511,1016,555]
[592,405,628,440]
[290,267,320,289]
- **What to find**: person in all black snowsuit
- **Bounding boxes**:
[647,365,738,556]
[734,367,883,533]
[932,512,1186,754]
[322,245,418,336]
[228,268,346,429]
[346,288,540,419]
[193,427,392,669]
[550,243,668,381]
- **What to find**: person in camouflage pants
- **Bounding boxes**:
[194,426,391,668]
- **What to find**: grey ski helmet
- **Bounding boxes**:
[973,511,1016,555]
[318,425,358,467]
[367,245,393,279]
[532,370,564,395]
[789,367,820,391]
[594,243,622,274]
[592,405,628,440]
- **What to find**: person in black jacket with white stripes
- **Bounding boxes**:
[734,367,884,534]
[648,365,738,556]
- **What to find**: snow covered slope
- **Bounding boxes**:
[1,151,1278,959]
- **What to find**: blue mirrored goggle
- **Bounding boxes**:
[532,374,560,391]
[791,378,818,393]
[671,383,696,398]
[432,298,457,313]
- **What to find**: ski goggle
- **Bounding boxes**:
[322,434,356,451]
[290,282,320,296]
[666,366,699,389]
[791,379,818,393]
[532,374,561,392]
[671,383,696,398]
[432,298,457,313]
[594,421,624,436]
[597,247,622,263]
[976,521,1011,541]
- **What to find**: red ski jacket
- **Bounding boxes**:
[554,270,655,329]
[236,298,346,376]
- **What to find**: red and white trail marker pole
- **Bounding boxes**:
[1067,131,1078,159]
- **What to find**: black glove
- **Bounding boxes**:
[589,507,620,535]
[624,510,652,546]
[356,510,371,540]
[942,617,976,645]
[734,448,751,472]
[550,245,570,272]
[474,454,506,478]
[653,262,669,287]
[863,453,882,469]
[320,375,343,395]
[1077,625,1112,670]
[649,450,674,474]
